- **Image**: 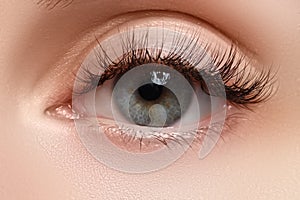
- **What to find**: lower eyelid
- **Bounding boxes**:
[46,101,242,156]
[98,116,211,153]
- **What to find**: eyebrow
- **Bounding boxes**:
[37,0,74,9]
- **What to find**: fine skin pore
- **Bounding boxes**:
[0,0,300,199]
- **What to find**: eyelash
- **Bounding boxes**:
[65,27,276,151]
[74,30,274,108]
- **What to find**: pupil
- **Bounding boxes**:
[138,83,163,101]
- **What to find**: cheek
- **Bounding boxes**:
[179,114,299,199]
[0,108,70,199]
[27,117,134,199]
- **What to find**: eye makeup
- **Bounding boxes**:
[44,16,276,172]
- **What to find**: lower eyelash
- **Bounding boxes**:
[103,119,207,146]
[76,105,243,153]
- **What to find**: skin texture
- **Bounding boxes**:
[0,0,300,199]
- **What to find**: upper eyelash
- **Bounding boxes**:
[67,27,277,152]
[74,28,275,107]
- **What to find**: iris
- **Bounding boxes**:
[112,64,193,128]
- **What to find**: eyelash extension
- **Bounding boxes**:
[74,29,275,108]
[70,28,276,150]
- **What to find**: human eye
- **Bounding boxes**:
[45,15,275,173]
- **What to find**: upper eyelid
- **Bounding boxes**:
[49,12,236,75]
[40,11,261,108]
[73,24,274,106]
[86,12,251,60]
[32,0,286,73]
[34,0,260,60]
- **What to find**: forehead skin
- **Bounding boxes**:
[0,0,299,199]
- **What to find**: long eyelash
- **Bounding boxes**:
[69,28,277,150]
[198,45,276,108]
[75,28,275,107]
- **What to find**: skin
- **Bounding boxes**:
[0,0,299,199]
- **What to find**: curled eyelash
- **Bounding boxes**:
[71,27,276,150]
[75,28,275,107]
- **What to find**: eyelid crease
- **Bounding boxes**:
[73,26,275,108]
[42,11,271,111]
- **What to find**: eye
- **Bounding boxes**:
[46,17,275,173]
[111,64,195,128]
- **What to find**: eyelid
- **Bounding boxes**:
[41,11,256,109]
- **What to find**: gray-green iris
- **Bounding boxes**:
[112,63,193,128]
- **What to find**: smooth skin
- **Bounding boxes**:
[0,0,300,199]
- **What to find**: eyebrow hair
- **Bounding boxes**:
[37,0,74,9]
